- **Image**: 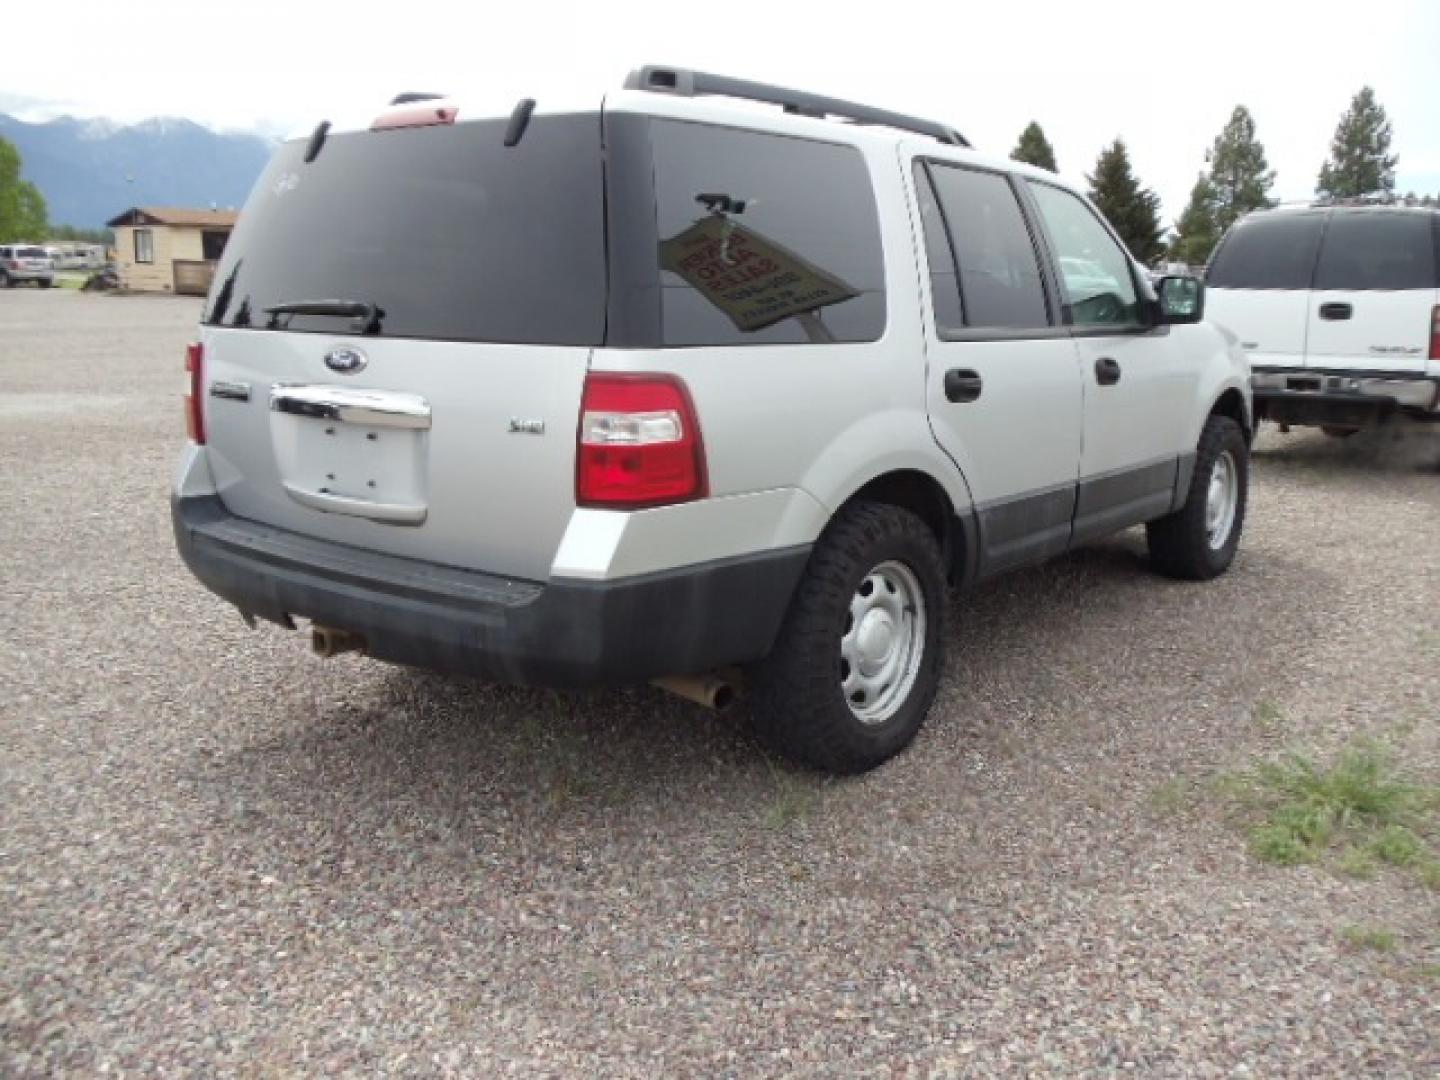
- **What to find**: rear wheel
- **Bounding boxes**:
[1147,414,1248,581]
[38,277,53,289]
[0,270,11,288]
[1322,425,1359,438]
[749,501,946,774]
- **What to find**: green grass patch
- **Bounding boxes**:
[1234,742,1437,882]
[1253,700,1284,731]
[1338,925,1397,953]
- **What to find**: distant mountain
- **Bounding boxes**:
[0,113,275,228]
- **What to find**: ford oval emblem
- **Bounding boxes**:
[324,346,367,375]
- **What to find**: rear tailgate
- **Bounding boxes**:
[1305,211,1438,374]
[200,109,606,582]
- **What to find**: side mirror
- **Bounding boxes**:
[1157,275,1204,324]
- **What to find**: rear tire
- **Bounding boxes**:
[1147,415,1248,581]
[749,501,946,774]
[38,278,53,289]
[0,271,11,288]
[1322,425,1359,438]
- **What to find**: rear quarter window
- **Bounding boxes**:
[1206,213,1326,290]
[1312,212,1438,291]
[648,120,886,346]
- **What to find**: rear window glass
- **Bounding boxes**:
[1313,213,1437,290]
[649,120,886,346]
[1206,213,1324,289]
[205,114,606,345]
[18,247,47,258]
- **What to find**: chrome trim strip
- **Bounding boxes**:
[269,384,432,430]
[209,380,251,402]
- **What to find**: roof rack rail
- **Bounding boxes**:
[390,92,446,106]
[624,65,969,148]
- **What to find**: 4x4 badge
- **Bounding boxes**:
[324,346,368,374]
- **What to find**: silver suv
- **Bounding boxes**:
[172,67,1252,772]
[0,245,55,288]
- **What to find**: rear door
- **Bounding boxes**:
[200,110,607,581]
[910,157,1084,575]
[1306,211,1439,373]
[1205,211,1326,368]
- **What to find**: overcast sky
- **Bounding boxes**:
[5,0,1438,222]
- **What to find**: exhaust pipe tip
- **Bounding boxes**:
[311,624,366,658]
[652,672,737,711]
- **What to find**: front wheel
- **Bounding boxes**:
[1147,415,1248,581]
[749,501,946,774]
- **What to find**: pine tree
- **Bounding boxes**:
[1087,139,1164,264]
[0,137,49,244]
[1168,174,1220,266]
[1206,106,1275,231]
[1010,122,1058,173]
[1316,86,1398,199]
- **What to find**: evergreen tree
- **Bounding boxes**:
[1316,86,1398,199]
[0,137,49,244]
[1087,139,1164,264]
[1206,106,1275,231]
[1168,173,1220,266]
[1010,121,1058,172]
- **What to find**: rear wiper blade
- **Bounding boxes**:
[263,299,385,334]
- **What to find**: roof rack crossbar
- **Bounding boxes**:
[624,65,969,147]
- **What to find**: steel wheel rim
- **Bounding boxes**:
[839,559,926,725]
[1205,450,1238,550]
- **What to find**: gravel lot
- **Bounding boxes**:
[2,290,1437,1075]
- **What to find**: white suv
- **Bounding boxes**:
[171,67,1252,772]
[1206,205,1440,433]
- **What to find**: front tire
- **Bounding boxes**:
[749,501,946,774]
[1147,414,1248,581]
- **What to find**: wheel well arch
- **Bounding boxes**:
[844,469,969,583]
[1210,387,1252,443]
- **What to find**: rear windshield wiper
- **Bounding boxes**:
[263,299,385,334]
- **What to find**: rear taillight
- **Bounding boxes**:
[184,342,205,444]
[1429,305,1440,362]
[576,373,706,508]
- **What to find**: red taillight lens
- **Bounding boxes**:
[576,373,706,508]
[1429,305,1440,362]
[184,342,205,444]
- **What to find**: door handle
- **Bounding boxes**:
[1095,356,1122,386]
[1319,302,1353,321]
[943,369,983,403]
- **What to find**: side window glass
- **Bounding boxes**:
[913,165,964,332]
[651,121,887,346]
[928,164,1050,330]
[1027,182,1141,327]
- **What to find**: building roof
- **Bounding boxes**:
[107,207,239,229]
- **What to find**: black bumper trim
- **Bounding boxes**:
[173,495,811,687]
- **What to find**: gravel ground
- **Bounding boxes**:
[2,290,1437,1076]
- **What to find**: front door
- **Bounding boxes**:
[1024,180,1196,543]
[908,155,1083,576]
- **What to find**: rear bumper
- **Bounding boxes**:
[172,495,809,687]
[1252,368,1440,427]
